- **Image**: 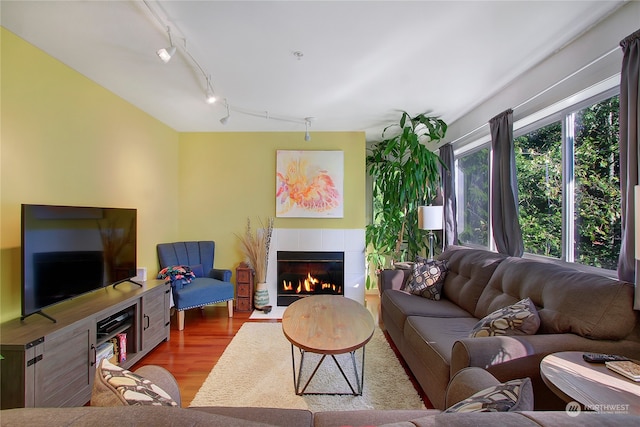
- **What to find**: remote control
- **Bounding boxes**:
[582,353,629,363]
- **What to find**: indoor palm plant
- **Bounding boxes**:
[366,111,447,288]
[237,217,274,309]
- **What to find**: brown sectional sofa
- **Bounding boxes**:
[380,245,640,410]
[2,365,638,426]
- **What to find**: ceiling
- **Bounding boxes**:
[0,1,626,140]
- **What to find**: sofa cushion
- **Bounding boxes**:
[404,259,448,300]
[189,263,204,277]
[475,257,638,340]
[382,290,474,338]
[404,315,480,407]
[469,298,540,338]
[443,377,533,413]
[91,359,178,407]
[438,246,508,316]
[171,277,234,310]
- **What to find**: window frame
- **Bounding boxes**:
[453,85,620,277]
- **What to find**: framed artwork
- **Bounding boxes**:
[276,150,344,218]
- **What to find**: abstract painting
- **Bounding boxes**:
[276,150,344,218]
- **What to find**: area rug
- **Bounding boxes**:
[248,306,286,320]
[189,323,426,412]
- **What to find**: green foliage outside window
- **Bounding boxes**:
[515,122,563,258]
[515,95,620,269]
[458,148,490,246]
[574,96,621,269]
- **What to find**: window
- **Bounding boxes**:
[456,147,490,247]
[514,93,620,269]
[573,95,620,269]
[515,121,563,258]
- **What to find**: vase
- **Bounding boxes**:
[254,282,270,309]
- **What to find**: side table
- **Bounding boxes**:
[235,264,254,312]
[540,351,640,415]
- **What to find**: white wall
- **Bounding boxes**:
[444,1,640,150]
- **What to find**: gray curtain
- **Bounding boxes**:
[439,144,457,248]
[490,109,524,256]
[617,29,640,310]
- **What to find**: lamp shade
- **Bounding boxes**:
[635,186,640,260]
[418,205,443,231]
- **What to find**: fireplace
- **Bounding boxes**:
[277,251,344,306]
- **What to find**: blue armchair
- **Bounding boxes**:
[157,241,234,330]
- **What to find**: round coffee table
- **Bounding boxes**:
[282,295,375,395]
[540,351,640,415]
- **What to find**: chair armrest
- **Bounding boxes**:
[134,365,182,407]
[444,367,502,408]
[209,268,232,282]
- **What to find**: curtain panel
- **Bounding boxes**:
[489,109,524,257]
[616,29,640,310]
[439,144,457,249]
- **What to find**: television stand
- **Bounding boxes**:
[113,279,143,289]
[20,310,56,323]
[1,280,170,409]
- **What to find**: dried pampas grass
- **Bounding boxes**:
[237,217,274,283]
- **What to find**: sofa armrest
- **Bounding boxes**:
[378,269,410,295]
[450,333,640,381]
[444,367,502,408]
[209,268,232,282]
[134,365,182,407]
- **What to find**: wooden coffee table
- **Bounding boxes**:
[540,351,640,415]
[282,295,375,395]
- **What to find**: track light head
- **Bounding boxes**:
[206,89,217,104]
[220,101,230,125]
[304,118,312,141]
[157,46,176,63]
[157,27,176,63]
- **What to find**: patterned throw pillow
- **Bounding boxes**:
[444,378,533,413]
[469,297,540,338]
[403,258,448,300]
[91,359,178,407]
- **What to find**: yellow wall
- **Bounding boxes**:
[0,28,366,322]
[1,28,180,322]
[177,132,366,272]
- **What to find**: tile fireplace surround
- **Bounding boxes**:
[265,228,366,306]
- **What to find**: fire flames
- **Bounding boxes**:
[282,272,341,294]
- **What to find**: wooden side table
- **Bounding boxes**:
[540,351,640,415]
[235,264,254,312]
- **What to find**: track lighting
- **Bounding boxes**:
[220,101,230,125]
[304,118,311,141]
[145,2,313,131]
[206,89,216,104]
[205,76,216,104]
[156,27,176,63]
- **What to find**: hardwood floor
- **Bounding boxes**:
[133,293,431,408]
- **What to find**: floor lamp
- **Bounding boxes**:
[418,206,444,261]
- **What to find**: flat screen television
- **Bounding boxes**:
[21,204,137,321]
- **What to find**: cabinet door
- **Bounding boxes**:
[35,319,95,407]
[141,284,170,352]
